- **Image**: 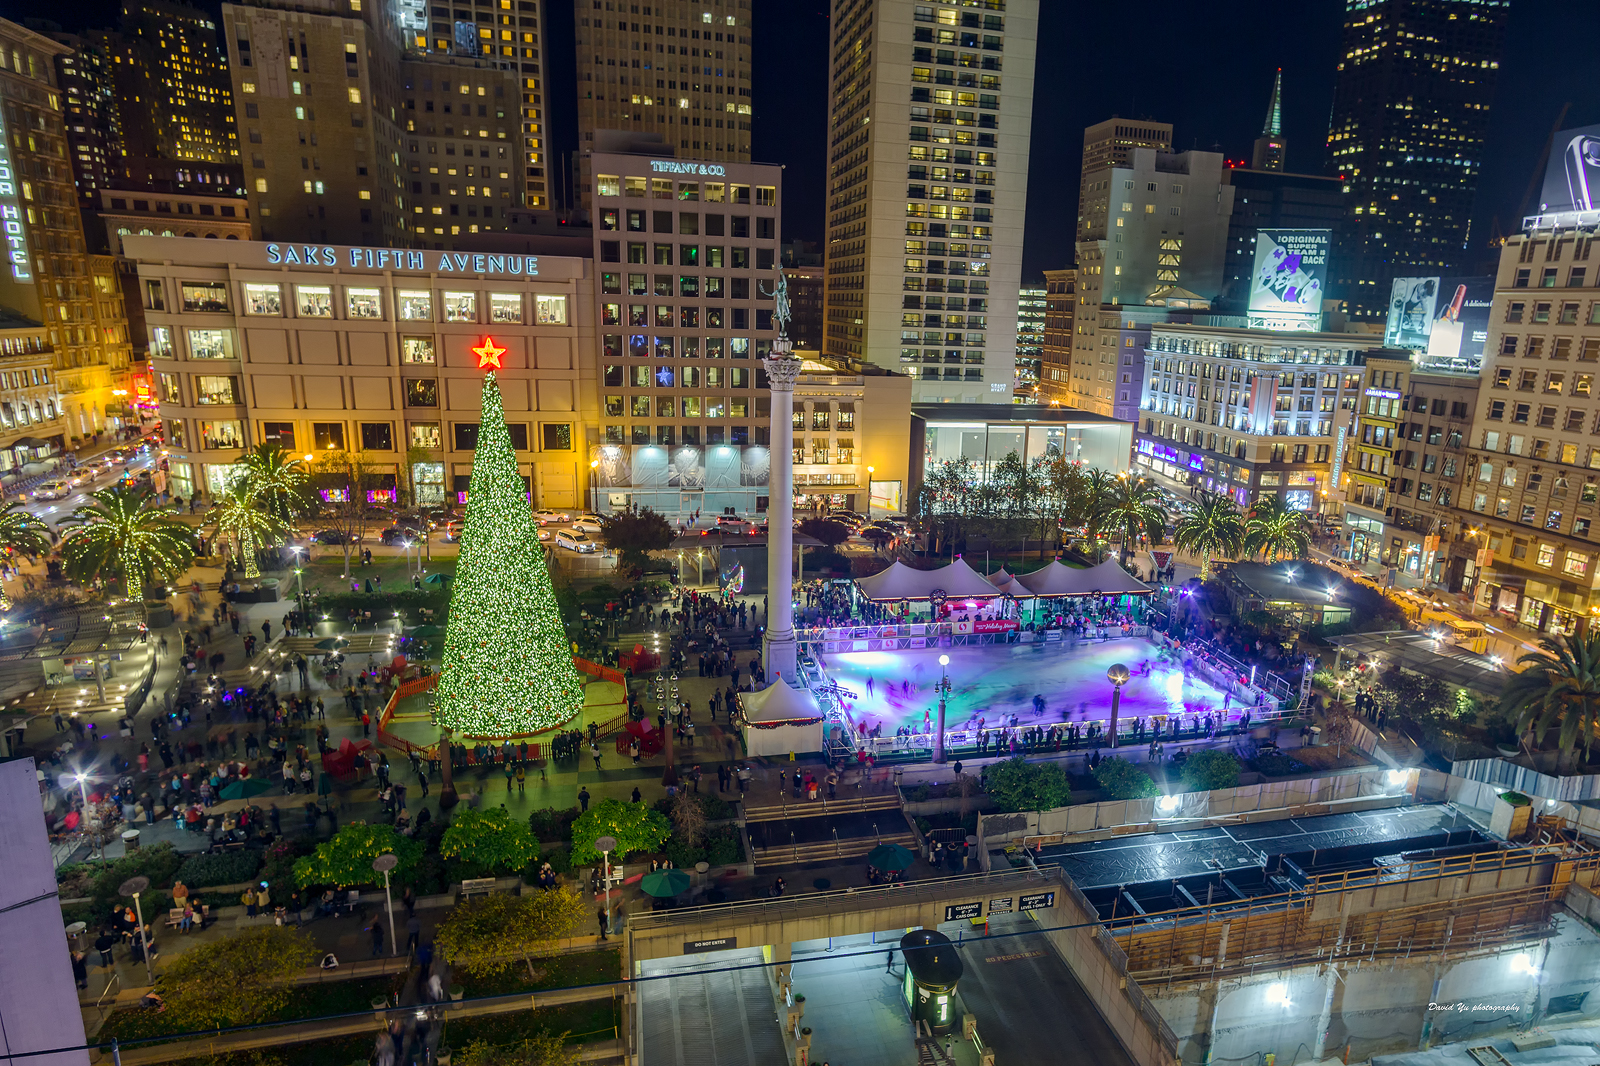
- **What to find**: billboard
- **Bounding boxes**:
[1247,229,1329,332]
[1540,125,1600,218]
[1383,275,1493,371]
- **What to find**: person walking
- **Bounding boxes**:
[515,764,526,795]
[578,786,590,812]
[590,742,602,771]
[596,906,609,941]
[885,947,895,973]
[370,920,386,957]
[406,914,421,954]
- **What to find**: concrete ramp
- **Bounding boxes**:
[640,958,786,1066]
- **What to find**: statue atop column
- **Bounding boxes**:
[761,270,793,346]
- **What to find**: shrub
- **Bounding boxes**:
[705,825,744,866]
[528,807,578,843]
[292,823,424,888]
[1092,757,1160,800]
[906,785,932,803]
[174,850,262,888]
[1179,750,1242,793]
[570,799,671,864]
[160,926,318,1029]
[1251,752,1302,776]
[441,807,539,878]
[982,757,1072,813]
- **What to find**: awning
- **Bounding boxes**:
[738,678,822,723]
[12,437,48,449]
[854,556,1006,602]
[1012,558,1153,597]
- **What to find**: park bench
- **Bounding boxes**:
[459,877,497,899]
[164,904,210,928]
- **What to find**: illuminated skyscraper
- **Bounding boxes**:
[822,0,1039,403]
[1251,68,1284,172]
[1077,117,1170,242]
[573,3,753,211]
[402,0,551,211]
[113,1,238,167]
[1326,0,1509,321]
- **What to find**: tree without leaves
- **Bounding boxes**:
[595,505,674,575]
[1172,491,1245,580]
[440,806,540,878]
[58,485,196,598]
[434,887,588,981]
[1243,494,1312,564]
[669,789,707,849]
[309,450,387,579]
[1499,632,1600,768]
[158,926,318,1029]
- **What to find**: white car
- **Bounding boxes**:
[555,529,596,553]
[532,509,570,525]
[32,479,72,501]
[572,516,603,534]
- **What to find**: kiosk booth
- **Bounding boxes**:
[900,929,963,1034]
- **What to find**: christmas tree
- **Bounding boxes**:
[434,364,585,737]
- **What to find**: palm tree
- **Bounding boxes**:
[58,485,197,598]
[0,503,51,610]
[209,483,290,579]
[1500,633,1600,769]
[1099,476,1167,565]
[1243,494,1312,564]
[1075,467,1119,561]
[234,445,310,527]
[1172,491,1244,580]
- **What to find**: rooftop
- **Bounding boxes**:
[1221,561,1342,606]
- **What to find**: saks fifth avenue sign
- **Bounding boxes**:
[266,244,539,277]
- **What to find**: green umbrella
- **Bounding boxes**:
[219,777,273,801]
[640,869,691,898]
[314,637,348,651]
[866,843,915,872]
[409,624,445,638]
[422,572,454,586]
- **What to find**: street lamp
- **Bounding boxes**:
[372,853,399,956]
[589,459,600,513]
[595,835,618,937]
[288,545,307,606]
[118,876,154,986]
[866,466,874,514]
[1106,663,1131,748]
[933,654,953,763]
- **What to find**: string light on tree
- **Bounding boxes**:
[433,357,585,737]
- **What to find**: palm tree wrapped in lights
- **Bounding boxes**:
[1172,491,1244,580]
[1243,494,1312,564]
[0,503,51,610]
[209,483,288,579]
[234,445,311,527]
[1099,474,1167,565]
[58,485,197,599]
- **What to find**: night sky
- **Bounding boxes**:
[755,0,1600,283]
[39,0,1600,285]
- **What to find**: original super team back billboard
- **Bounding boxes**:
[1383,276,1493,371]
[1247,229,1329,332]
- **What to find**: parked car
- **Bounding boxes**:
[380,527,428,546]
[311,529,362,545]
[444,519,465,541]
[716,514,751,532]
[555,529,596,553]
[572,516,603,534]
[32,479,72,501]
[532,509,570,525]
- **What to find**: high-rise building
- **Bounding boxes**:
[573,3,753,211]
[0,20,138,443]
[1014,285,1042,398]
[1219,167,1349,314]
[42,32,123,207]
[1326,0,1509,322]
[822,0,1039,404]
[110,1,239,168]
[783,265,824,352]
[586,150,782,463]
[1077,117,1171,242]
[1250,68,1284,172]
[400,0,551,211]
[1445,227,1600,634]
[1037,268,1073,405]
[1068,148,1235,416]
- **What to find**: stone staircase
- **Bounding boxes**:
[742,790,903,823]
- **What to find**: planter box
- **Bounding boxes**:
[1489,792,1534,841]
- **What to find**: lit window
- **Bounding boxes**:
[359,190,371,199]
[292,81,302,94]
[348,87,362,104]
[241,81,256,93]
[294,106,305,120]
[255,178,268,192]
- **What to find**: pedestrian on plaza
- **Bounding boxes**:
[631,786,642,803]
[590,742,602,770]
[885,948,895,973]
[515,764,526,795]
[406,914,421,953]
[244,887,258,918]
[578,786,590,812]
[596,907,609,940]
[370,921,385,956]
[71,951,88,990]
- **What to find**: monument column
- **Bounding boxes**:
[762,332,801,685]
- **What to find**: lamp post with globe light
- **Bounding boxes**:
[933,654,953,763]
[595,835,617,936]
[372,853,398,956]
[1106,663,1131,748]
[119,876,154,986]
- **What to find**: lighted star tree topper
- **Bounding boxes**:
[433,347,585,737]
